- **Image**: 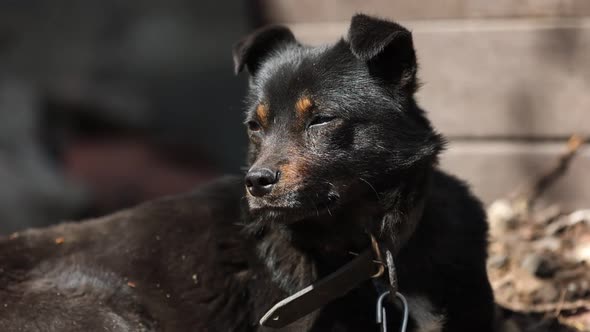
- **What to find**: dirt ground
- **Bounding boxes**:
[488,136,590,332]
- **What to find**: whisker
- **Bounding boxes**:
[359,177,380,200]
[303,193,320,217]
[314,194,321,217]
[326,205,332,217]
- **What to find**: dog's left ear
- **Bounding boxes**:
[348,14,417,91]
[233,25,296,76]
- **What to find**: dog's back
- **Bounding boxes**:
[0,176,267,331]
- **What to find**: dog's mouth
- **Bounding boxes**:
[246,191,339,223]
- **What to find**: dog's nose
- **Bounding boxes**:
[245,168,279,197]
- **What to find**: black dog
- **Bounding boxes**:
[0,14,494,331]
[234,14,495,331]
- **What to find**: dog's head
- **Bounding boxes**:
[234,15,444,224]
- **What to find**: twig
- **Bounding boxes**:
[554,288,567,317]
[497,297,590,314]
[513,135,585,211]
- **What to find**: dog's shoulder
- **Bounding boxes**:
[396,169,495,331]
[427,169,488,237]
[404,168,488,267]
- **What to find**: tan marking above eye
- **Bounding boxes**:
[256,103,269,126]
[295,97,313,116]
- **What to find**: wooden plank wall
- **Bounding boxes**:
[260,0,590,209]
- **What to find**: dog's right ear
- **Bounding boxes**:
[233,25,296,76]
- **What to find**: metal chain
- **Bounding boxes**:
[375,249,409,332]
[376,290,409,332]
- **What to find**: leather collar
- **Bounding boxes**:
[259,237,384,328]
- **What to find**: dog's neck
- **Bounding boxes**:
[247,163,434,295]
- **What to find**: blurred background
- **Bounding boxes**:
[1,1,589,329]
[0,1,588,234]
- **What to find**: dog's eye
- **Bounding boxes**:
[308,116,336,128]
[247,121,262,132]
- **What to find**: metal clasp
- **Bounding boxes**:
[376,290,409,332]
